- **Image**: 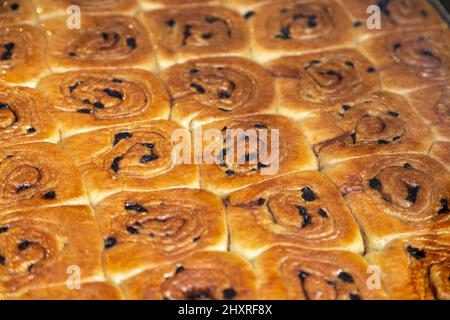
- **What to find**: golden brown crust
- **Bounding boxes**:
[121,251,257,300]
[37,69,170,138]
[337,0,446,40]
[0,25,49,86]
[139,6,250,69]
[254,246,388,300]
[198,114,318,196]
[0,85,59,146]
[366,235,450,300]
[359,30,450,93]
[0,0,37,26]
[227,172,363,259]
[5,282,123,300]
[140,0,220,10]
[162,56,276,128]
[250,0,356,63]
[96,189,227,283]
[406,82,450,141]
[0,206,104,297]
[41,15,155,72]
[299,91,433,167]
[34,0,139,19]
[430,141,450,171]
[324,154,450,251]
[0,143,89,215]
[224,0,268,14]
[267,49,380,120]
[62,120,199,205]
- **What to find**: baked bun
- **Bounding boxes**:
[41,15,155,72]
[6,282,123,300]
[254,246,388,300]
[0,0,37,26]
[140,0,220,11]
[0,206,104,298]
[227,172,363,259]
[366,235,450,300]
[250,0,356,63]
[430,141,450,171]
[34,0,139,19]
[139,6,249,69]
[198,114,318,196]
[37,69,170,138]
[62,120,199,205]
[96,189,227,283]
[0,85,59,146]
[337,0,446,40]
[0,25,49,86]
[224,0,267,14]
[121,251,257,300]
[0,143,88,215]
[299,91,433,167]
[267,49,380,120]
[324,154,450,251]
[406,82,450,141]
[359,30,450,93]
[162,56,276,128]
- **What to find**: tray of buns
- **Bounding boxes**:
[0,0,449,300]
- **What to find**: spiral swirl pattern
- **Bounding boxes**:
[367,235,450,300]
[325,154,450,250]
[255,246,387,300]
[163,57,275,127]
[96,189,226,282]
[37,69,170,137]
[227,172,363,258]
[121,251,256,300]
[0,85,58,146]
[0,206,103,296]
[269,49,380,116]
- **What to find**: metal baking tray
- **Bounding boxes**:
[429,0,450,27]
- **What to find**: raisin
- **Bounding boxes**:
[353,21,362,27]
[43,191,56,200]
[275,26,291,40]
[342,104,352,111]
[350,293,362,300]
[192,235,201,242]
[4,42,15,50]
[338,271,354,283]
[175,265,185,274]
[111,156,123,173]
[298,270,309,280]
[301,187,316,202]
[93,102,104,109]
[318,208,329,218]
[225,170,235,176]
[104,88,123,100]
[0,103,8,109]
[388,111,399,117]
[10,3,19,11]
[0,255,4,265]
[369,178,382,190]
[104,237,117,249]
[223,288,237,300]
[166,19,176,27]
[378,139,389,145]
[218,91,230,99]
[297,206,312,227]
[202,33,213,39]
[407,245,426,260]
[124,203,148,213]
[190,68,199,75]
[113,132,133,146]
[18,240,31,250]
[244,11,255,19]
[404,163,413,169]
[126,226,139,235]
[393,43,402,50]
[140,154,158,163]
[77,109,92,114]
[367,67,376,73]
[27,127,36,134]
[257,198,266,206]
[254,123,268,129]
[406,185,420,204]
[112,78,123,83]
[126,38,137,49]
[191,83,205,94]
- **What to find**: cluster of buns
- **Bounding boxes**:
[0,0,449,300]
